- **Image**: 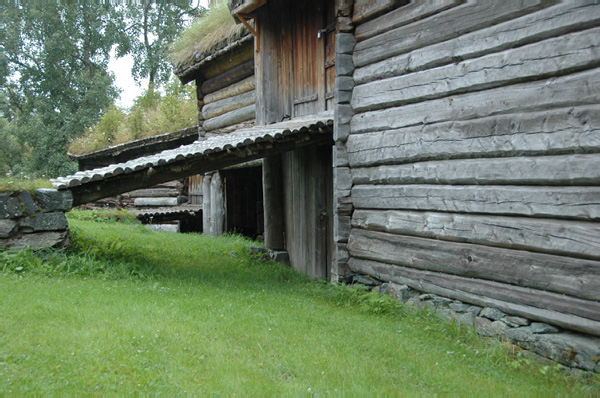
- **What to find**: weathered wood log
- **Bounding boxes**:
[210,172,225,236]
[126,188,180,198]
[202,174,212,234]
[348,228,600,300]
[351,154,600,186]
[354,1,600,85]
[355,0,460,41]
[200,60,254,95]
[352,209,600,261]
[352,184,600,220]
[352,0,406,24]
[202,90,256,120]
[351,68,600,134]
[134,197,179,207]
[204,76,256,105]
[202,104,256,132]
[352,26,600,112]
[348,257,600,336]
[353,0,551,68]
[347,106,600,167]
[263,155,285,250]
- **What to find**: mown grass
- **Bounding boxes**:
[1,212,598,395]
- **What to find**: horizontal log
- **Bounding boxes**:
[348,227,600,299]
[351,68,600,134]
[125,188,180,198]
[352,26,600,112]
[354,1,600,85]
[347,106,600,167]
[355,0,460,42]
[351,184,600,220]
[201,60,254,95]
[134,197,180,207]
[204,76,255,105]
[351,154,600,186]
[353,0,550,68]
[202,90,256,120]
[352,209,600,261]
[204,120,256,137]
[202,104,256,132]
[352,0,405,24]
[348,257,600,336]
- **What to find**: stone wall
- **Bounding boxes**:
[0,189,72,250]
[346,274,600,373]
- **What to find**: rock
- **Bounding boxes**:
[433,296,453,307]
[491,321,510,337]
[0,219,18,238]
[454,311,476,328]
[19,191,39,213]
[507,328,600,371]
[480,307,506,321]
[503,316,531,327]
[19,212,68,233]
[2,231,70,250]
[475,317,496,337]
[385,283,413,302]
[35,189,73,212]
[419,294,437,301]
[449,302,482,315]
[531,322,560,334]
[4,197,23,218]
[352,274,379,287]
[269,250,289,264]
[435,307,455,322]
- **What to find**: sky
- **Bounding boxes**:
[108,0,211,109]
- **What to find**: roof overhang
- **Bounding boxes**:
[229,0,266,19]
[53,112,333,206]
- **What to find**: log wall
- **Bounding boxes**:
[344,0,600,335]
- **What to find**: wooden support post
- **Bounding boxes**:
[210,171,225,236]
[263,155,285,250]
[202,173,212,234]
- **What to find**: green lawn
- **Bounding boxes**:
[1,213,598,395]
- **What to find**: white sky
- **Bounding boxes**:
[108,0,211,109]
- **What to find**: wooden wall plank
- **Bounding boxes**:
[202,104,256,132]
[348,227,600,299]
[355,0,461,42]
[353,0,551,68]
[204,76,255,105]
[351,185,600,220]
[351,68,600,134]
[348,257,600,336]
[352,209,600,261]
[210,172,225,236]
[203,90,256,120]
[354,1,600,85]
[202,174,212,234]
[347,106,600,167]
[351,154,600,186]
[352,0,406,25]
[352,27,600,112]
[201,60,254,95]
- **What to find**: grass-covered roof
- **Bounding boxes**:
[170,2,249,78]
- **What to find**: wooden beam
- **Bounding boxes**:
[348,228,600,301]
[352,209,600,261]
[262,155,285,250]
[202,174,212,234]
[348,257,600,336]
[201,60,254,95]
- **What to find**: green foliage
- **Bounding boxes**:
[124,3,204,87]
[0,3,127,177]
[67,208,139,224]
[68,75,197,155]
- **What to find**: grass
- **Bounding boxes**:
[170,1,248,71]
[1,212,599,394]
[0,176,53,193]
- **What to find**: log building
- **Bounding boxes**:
[51,0,600,369]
